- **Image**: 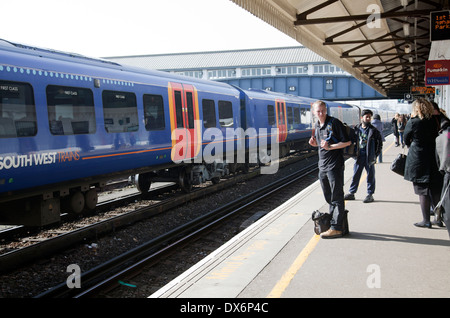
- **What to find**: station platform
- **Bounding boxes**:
[150,134,450,298]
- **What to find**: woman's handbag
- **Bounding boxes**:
[434,182,450,220]
[391,153,407,176]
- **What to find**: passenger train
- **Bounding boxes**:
[0,39,394,226]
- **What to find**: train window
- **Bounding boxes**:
[294,107,300,124]
[218,101,233,127]
[102,90,138,133]
[267,105,275,126]
[47,85,96,135]
[143,94,165,130]
[287,107,293,125]
[277,102,285,125]
[301,108,311,127]
[0,80,37,138]
[202,99,216,128]
[174,90,184,128]
[186,92,194,129]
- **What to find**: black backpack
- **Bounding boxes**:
[326,118,357,158]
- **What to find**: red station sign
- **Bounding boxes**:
[426,60,450,86]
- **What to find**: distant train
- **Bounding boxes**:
[0,39,393,226]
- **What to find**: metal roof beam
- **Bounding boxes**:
[296,0,339,20]
[347,48,427,61]
[355,61,423,68]
[295,9,433,25]
[325,4,422,42]
[324,35,429,45]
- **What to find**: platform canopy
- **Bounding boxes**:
[230,0,446,98]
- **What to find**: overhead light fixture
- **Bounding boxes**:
[404,45,411,53]
[400,0,408,7]
[403,22,410,36]
[409,56,413,63]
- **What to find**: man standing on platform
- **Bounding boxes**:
[309,100,351,239]
[344,109,383,203]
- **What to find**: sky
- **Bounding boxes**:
[1,0,300,58]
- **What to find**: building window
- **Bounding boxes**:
[208,69,236,79]
[277,66,308,75]
[241,67,271,77]
[175,71,203,78]
[313,64,348,75]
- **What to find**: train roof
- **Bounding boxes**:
[0,39,239,95]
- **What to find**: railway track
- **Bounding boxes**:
[0,152,317,277]
[35,159,319,298]
[0,150,316,297]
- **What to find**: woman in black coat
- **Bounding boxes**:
[404,98,442,228]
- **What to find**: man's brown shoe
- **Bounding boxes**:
[320,229,342,239]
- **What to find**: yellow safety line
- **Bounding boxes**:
[267,140,395,298]
[267,234,320,298]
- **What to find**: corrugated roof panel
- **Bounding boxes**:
[106,46,326,70]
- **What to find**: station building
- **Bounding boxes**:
[106,46,385,101]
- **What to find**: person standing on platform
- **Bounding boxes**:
[344,109,383,203]
[404,98,442,228]
[435,111,450,237]
[309,100,351,239]
[371,114,385,163]
[397,114,407,147]
[392,113,400,146]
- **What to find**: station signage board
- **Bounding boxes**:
[426,60,450,86]
[411,86,435,94]
[430,10,450,41]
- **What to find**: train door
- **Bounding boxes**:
[275,99,287,143]
[168,82,201,162]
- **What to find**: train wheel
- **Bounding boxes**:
[179,167,192,193]
[135,173,152,193]
[84,189,98,210]
[69,191,85,214]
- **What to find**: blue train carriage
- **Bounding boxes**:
[326,101,361,127]
[240,89,315,166]
[374,109,396,136]
[0,39,242,226]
